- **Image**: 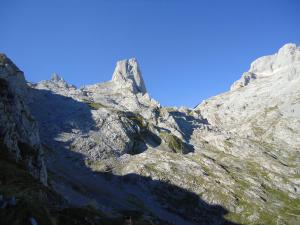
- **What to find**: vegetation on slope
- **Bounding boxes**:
[83,100,106,110]
[159,131,184,153]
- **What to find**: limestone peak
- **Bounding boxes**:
[111,58,147,94]
[51,73,65,82]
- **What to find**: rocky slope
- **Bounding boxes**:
[0,44,299,225]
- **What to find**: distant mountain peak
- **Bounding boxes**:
[50,73,65,82]
[112,58,147,94]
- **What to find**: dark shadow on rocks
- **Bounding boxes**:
[129,130,162,155]
[28,88,98,150]
[111,172,241,225]
[169,111,209,142]
[182,142,195,154]
[123,111,162,155]
[44,145,241,225]
[29,88,164,156]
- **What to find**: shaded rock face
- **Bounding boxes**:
[0,54,47,184]
[112,58,147,94]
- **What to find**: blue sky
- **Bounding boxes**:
[1,0,299,107]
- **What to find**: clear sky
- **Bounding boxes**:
[1,0,300,107]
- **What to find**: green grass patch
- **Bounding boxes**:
[83,100,106,110]
[159,131,184,153]
[126,113,148,131]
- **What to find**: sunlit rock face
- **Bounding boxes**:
[230,43,300,90]
[196,43,300,144]
[112,58,147,94]
[1,44,299,225]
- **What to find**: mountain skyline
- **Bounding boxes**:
[1,0,300,107]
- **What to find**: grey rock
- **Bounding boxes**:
[112,58,147,94]
[0,54,47,185]
[1,43,299,225]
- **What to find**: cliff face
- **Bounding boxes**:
[0,54,47,184]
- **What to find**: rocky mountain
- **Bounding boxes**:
[0,44,299,225]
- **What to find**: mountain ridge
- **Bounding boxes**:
[0,43,299,225]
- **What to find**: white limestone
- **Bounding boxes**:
[112,58,147,94]
[2,43,299,225]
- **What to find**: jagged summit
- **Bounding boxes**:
[50,73,65,82]
[31,72,77,97]
[31,58,156,113]
[48,72,76,88]
[34,58,147,98]
[112,58,147,94]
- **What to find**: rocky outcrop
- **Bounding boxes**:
[112,58,147,94]
[0,54,47,184]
